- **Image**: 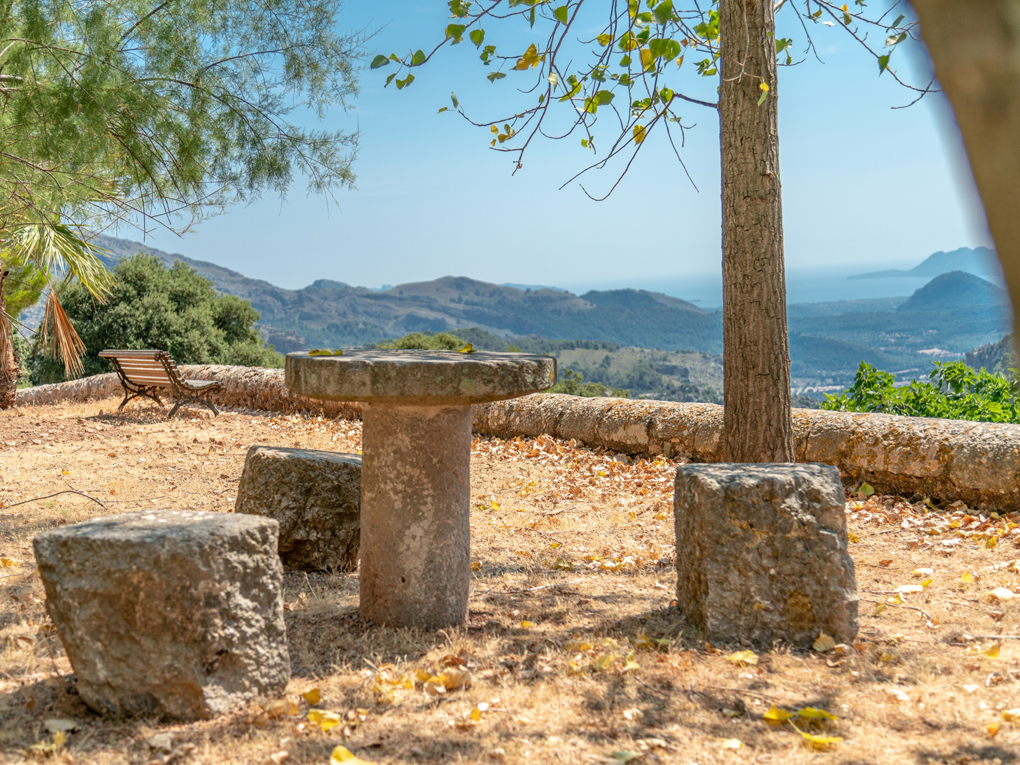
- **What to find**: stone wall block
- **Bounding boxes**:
[594,400,660,454]
[675,463,859,647]
[34,511,290,720]
[553,396,608,447]
[948,425,1020,499]
[235,446,361,572]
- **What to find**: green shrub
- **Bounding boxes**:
[29,254,282,383]
[375,331,466,350]
[822,360,1019,423]
[549,368,629,398]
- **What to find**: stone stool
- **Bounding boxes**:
[674,463,858,647]
[235,446,361,572]
[34,511,290,720]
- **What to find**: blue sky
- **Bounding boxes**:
[133,0,992,304]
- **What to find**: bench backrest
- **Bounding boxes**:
[98,349,181,389]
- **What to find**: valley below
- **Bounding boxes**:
[81,236,1015,403]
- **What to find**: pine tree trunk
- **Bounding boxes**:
[912,1,1020,365]
[0,267,19,410]
[718,0,793,463]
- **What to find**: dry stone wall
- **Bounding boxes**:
[16,368,1020,508]
[474,394,1020,509]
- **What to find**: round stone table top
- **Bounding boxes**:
[285,350,557,406]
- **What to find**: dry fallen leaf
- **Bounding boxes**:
[1003,708,1020,723]
[813,633,837,653]
[330,745,371,764]
[988,721,1001,738]
[798,707,838,721]
[961,572,974,584]
[718,739,742,750]
[307,709,342,732]
[265,698,298,718]
[726,650,758,667]
[302,688,321,705]
[764,705,794,725]
[43,719,78,735]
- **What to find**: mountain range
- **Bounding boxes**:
[848,246,1002,281]
[90,235,1013,387]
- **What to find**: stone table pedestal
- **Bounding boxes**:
[287,350,556,629]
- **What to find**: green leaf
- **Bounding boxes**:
[448,0,471,17]
[396,73,415,89]
[446,24,466,43]
[370,54,390,69]
[756,88,768,106]
[660,87,674,103]
[595,90,615,105]
[385,72,396,87]
[487,71,506,82]
[451,92,460,109]
[437,106,448,113]
[553,5,568,23]
[469,29,485,47]
[652,0,675,24]
[878,54,890,73]
[410,49,426,67]
[890,13,905,27]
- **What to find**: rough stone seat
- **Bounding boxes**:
[34,511,290,720]
[235,446,361,572]
[674,463,859,647]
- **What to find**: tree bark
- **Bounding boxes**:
[718,0,793,462]
[0,266,20,410]
[911,1,1020,362]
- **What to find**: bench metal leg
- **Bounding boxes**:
[167,396,220,420]
[118,388,165,410]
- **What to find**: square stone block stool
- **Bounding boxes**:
[34,511,290,720]
[235,446,361,572]
[674,463,858,647]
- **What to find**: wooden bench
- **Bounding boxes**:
[98,350,224,419]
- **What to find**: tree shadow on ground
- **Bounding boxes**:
[913,744,1017,764]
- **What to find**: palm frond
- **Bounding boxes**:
[11,223,113,300]
[42,290,87,377]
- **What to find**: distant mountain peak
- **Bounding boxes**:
[897,270,1008,312]
[849,246,1001,281]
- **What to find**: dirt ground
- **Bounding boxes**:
[1,398,1019,765]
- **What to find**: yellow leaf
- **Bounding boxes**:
[1002,708,1020,722]
[61,469,69,475]
[879,651,898,663]
[592,654,616,671]
[307,709,342,732]
[302,688,321,705]
[759,81,769,92]
[490,499,500,510]
[565,640,593,652]
[986,536,998,549]
[983,643,1001,658]
[551,557,574,571]
[633,124,646,145]
[470,561,481,571]
[796,730,843,750]
[798,707,838,721]
[490,125,498,134]
[920,579,934,589]
[988,721,1001,737]
[763,705,794,724]
[873,603,887,615]
[0,557,16,567]
[962,572,974,583]
[439,668,473,690]
[330,746,371,764]
[848,533,860,543]
[726,650,758,667]
[813,633,837,652]
[458,343,475,354]
[521,620,535,628]
[912,568,933,577]
[266,698,298,718]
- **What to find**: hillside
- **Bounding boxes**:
[897,270,1008,312]
[75,235,1012,390]
[849,246,1001,280]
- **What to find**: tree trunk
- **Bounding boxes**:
[0,267,19,410]
[911,1,1020,362]
[718,0,793,462]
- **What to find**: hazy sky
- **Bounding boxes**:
[132,1,992,298]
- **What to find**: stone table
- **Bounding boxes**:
[286,350,556,629]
